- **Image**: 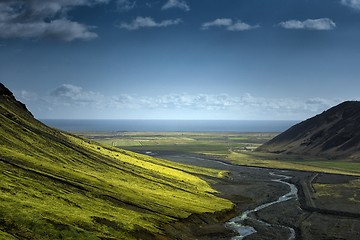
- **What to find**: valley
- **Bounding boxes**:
[3,0,360,239]
[1,83,360,239]
[86,131,360,239]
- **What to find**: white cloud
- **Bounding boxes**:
[278,18,336,30]
[227,22,259,31]
[340,0,360,10]
[111,93,341,116]
[202,19,233,29]
[0,0,108,41]
[116,0,136,11]
[16,85,346,120]
[202,18,259,31]
[19,90,38,101]
[0,19,97,41]
[112,93,235,110]
[118,16,182,30]
[162,0,190,11]
[46,87,342,116]
[12,90,39,104]
[50,84,105,107]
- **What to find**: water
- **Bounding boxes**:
[41,119,298,132]
[225,172,298,240]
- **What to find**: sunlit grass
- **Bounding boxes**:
[314,179,360,205]
[227,151,360,176]
[0,98,234,239]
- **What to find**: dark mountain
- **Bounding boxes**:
[257,101,360,159]
[0,83,32,116]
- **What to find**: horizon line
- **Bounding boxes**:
[39,118,301,121]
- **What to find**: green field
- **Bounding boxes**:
[228,151,360,176]
[81,132,276,156]
[85,132,360,176]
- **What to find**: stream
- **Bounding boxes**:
[147,153,299,239]
[225,172,298,240]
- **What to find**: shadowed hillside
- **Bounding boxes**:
[258,101,360,160]
[0,83,233,240]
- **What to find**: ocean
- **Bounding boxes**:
[41,119,299,132]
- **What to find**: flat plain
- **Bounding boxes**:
[81,131,360,175]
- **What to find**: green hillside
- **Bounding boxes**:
[0,83,233,240]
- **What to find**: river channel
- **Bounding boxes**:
[225,172,298,240]
[142,151,301,240]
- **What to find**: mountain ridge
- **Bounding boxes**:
[0,83,33,116]
[258,101,360,159]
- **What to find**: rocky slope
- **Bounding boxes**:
[258,101,360,160]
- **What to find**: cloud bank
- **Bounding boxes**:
[50,84,105,107]
[118,16,182,30]
[341,0,360,10]
[116,0,136,11]
[111,93,340,117]
[278,18,336,30]
[0,19,97,41]
[16,84,345,120]
[202,18,259,31]
[0,0,107,41]
[162,0,190,11]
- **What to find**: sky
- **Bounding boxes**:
[1,0,360,120]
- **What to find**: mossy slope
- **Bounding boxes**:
[0,83,233,240]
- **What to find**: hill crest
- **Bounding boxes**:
[0,83,32,116]
[258,101,360,159]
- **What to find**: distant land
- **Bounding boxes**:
[258,101,360,160]
[42,119,298,132]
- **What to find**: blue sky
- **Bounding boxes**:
[1,0,360,120]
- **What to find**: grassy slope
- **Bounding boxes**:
[0,92,233,239]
